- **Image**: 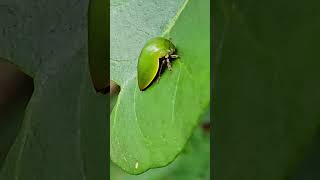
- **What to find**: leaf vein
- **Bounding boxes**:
[162,0,190,36]
[171,63,182,124]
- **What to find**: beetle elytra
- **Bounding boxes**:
[137,37,179,91]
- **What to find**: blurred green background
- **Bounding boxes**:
[214,0,320,179]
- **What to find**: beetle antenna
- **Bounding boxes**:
[170,54,179,59]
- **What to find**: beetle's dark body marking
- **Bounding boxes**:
[141,55,179,91]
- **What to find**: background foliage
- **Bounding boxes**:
[214,0,320,179]
[0,1,108,179]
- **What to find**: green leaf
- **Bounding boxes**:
[111,123,210,180]
[0,1,108,179]
[0,60,34,169]
[111,0,210,174]
[214,1,320,179]
[88,0,109,92]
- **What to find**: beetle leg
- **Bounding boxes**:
[170,54,179,59]
[157,59,166,83]
[166,58,172,71]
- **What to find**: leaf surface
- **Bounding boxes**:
[111,0,210,174]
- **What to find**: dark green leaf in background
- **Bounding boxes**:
[88,0,109,92]
[214,0,320,179]
[0,60,34,170]
[0,1,108,179]
[111,0,210,174]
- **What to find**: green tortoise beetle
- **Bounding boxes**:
[137,37,179,91]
